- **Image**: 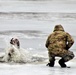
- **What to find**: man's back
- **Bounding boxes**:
[48,31,67,49]
[45,25,74,68]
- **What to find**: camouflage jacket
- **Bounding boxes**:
[45,25,74,51]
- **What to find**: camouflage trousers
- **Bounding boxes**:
[48,48,75,62]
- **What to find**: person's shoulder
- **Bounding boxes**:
[64,32,70,34]
[49,32,55,35]
[64,32,72,37]
[47,32,53,38]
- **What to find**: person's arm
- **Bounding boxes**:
[66,32,74,50]
[45,35,51,48]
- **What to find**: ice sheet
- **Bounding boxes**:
[0,0,76,75]
[0,59,76,75]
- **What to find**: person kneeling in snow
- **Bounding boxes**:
[45,25,75,68]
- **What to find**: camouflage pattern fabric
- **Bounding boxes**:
[45,25,74,62]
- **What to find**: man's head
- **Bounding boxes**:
[53,24,65,32]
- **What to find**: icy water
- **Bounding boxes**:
[0,0,76,75]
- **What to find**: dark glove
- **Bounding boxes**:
[66,45,69,50]
[46,44,48,48]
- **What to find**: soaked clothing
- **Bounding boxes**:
[45,25,74,62]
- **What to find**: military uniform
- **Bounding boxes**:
[45,25,74,67]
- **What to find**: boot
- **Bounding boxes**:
[58,58,67,68]
[47,58,55,67]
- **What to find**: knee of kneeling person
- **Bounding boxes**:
[64,54,75,62]
[70,53,75,59]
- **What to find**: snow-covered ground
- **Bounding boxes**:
[0,60,76,75]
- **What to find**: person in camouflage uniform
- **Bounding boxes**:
[45,25,74,68]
